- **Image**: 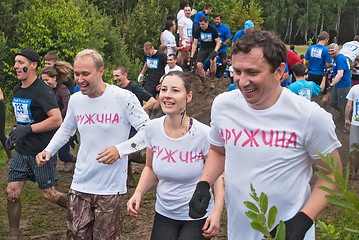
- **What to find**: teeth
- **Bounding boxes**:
[244,89,255,93]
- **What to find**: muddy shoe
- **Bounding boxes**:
[210,81,215,89]
[198,84,205,93]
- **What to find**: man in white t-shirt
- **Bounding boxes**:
[339,35,359,72]
[162,20,186,56]
[345,85,359,179]
[165,54,183,74]
[36,49,149,239]
[189,30,342,240]
[178,5,193,68]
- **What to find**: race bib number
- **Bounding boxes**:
[146,57,159,69]
[356,101,359,116]
[310,47,322,58]
[12,97,34,124]
[186,28,192,39]
[200,32,213,42]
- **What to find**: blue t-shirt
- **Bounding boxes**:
[304,44,332,76]
[232,29,245,43]
[193,10,208,25]
[213,23,231,53]
[288,79,322,101]
[333,53,351,88]
[280,61,290,87]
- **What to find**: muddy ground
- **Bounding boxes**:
[0,71,357,239]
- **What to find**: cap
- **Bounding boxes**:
[15,48,41,68]
[244,20,254,30]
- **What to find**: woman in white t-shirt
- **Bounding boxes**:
[127,71,224,239]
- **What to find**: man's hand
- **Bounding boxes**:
[97,146,120,164]
[36,151,51,166]
[189,181,211,219]
[270,212,313,240]
[345,120,351,131]
[5,138,15,150]
[138,73,144,82]
[209,51,218,60]
[188,58,194,68]
[69,133,79,149]
[220,42,226,49]
[8,124,32,146]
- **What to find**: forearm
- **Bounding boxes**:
[191,41,198,58]
[140,64,147,75]
[214,39,221,52]
[142,98,156,112]
[331,71,343,86]
[135,164,158,197]
[212,172,225,215]
[31,109,62,133]
[301,151,342,220]
[45,119,77,156]
[345,102,352,121]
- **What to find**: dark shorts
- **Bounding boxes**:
[329,85,351,114]
[145,81,160,98]
[151,212,209,240]
[218,52,227,64]
[197,49,215,64]
[8,150,57,189]
[67,189,125,240]
[307,73,329,94]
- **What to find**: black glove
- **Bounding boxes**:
[220,42,226,49]
[209,51,218,60]
[69,133,79,149]
[270,212,313,240]
[5,137,15,150]
[189,181,211,219]
[7,124,32,146]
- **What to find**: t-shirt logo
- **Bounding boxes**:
[298,88,311,100]
[12,97,34,124]
[146,57,159,69]
[310,47,323,58]
[186,28,192,39]
[200,32,213,42]
[356,101,359,116]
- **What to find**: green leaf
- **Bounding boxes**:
[267,206,277,229]
[259,192,268,214]
[325,195,351,208]
[257,213,266,225]
[250,183,259,202]
[245,210,258,220]
[251,222,267,235]
[276,221,286,240]
[244,201,260,213]
[318,186,342,196]
[315,171,337,185]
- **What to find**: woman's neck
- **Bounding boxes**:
[164,113,190,138]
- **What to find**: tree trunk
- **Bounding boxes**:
[336,7,341,38]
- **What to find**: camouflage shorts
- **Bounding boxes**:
[66,189,125,240]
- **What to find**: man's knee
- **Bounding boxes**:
[41,187,61,203]
[6,185,21,202]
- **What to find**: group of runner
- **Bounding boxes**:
[2,1,359,240]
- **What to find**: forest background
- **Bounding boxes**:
[0,0,358,97]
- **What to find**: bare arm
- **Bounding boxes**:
[142,97,156,113]
[140,63,148,75]
[214,37,221,52]
[179,26,184,41]
[301,149,342,220]
[280,72,289,84]
[199,144,225,185]
[345,100,353,130]
[330,69,344,86]
[326,62,333,68]
[31,108,62,133]
[190,39,199,58]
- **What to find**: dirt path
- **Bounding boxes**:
[0,72,357,239]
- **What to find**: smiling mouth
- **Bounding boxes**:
[244,89,255,93]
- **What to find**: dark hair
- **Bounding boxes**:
[162,71,191,94]
[44,51,59,62]
[144,42,154,49]
[292,63,306,77]
[199,16,208,23]
[158,44,168,52]
[180,0,189,9]
[290,45,295,50]
[232,30,287,73]
[166,14,176,21]
[318,31,329,41]
[165,20,174,30]
[113,65,128,75]
[204,3,213,10]
[213,13,222,19]
[168,54,177,60]
[40,61,73,83]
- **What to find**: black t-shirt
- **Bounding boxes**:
[194,25,219,51]
[144,51,167,86]
[12,78,59,155]
[124,81,152,106]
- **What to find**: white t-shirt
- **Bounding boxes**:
[146,116,214,220]
[46,84,149,195]
[339,40,359,62]
[165,65,183,74]
[162,30,176,55]
[178,16,193,42]
[346,84,359,126]
[209,88,341,240]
